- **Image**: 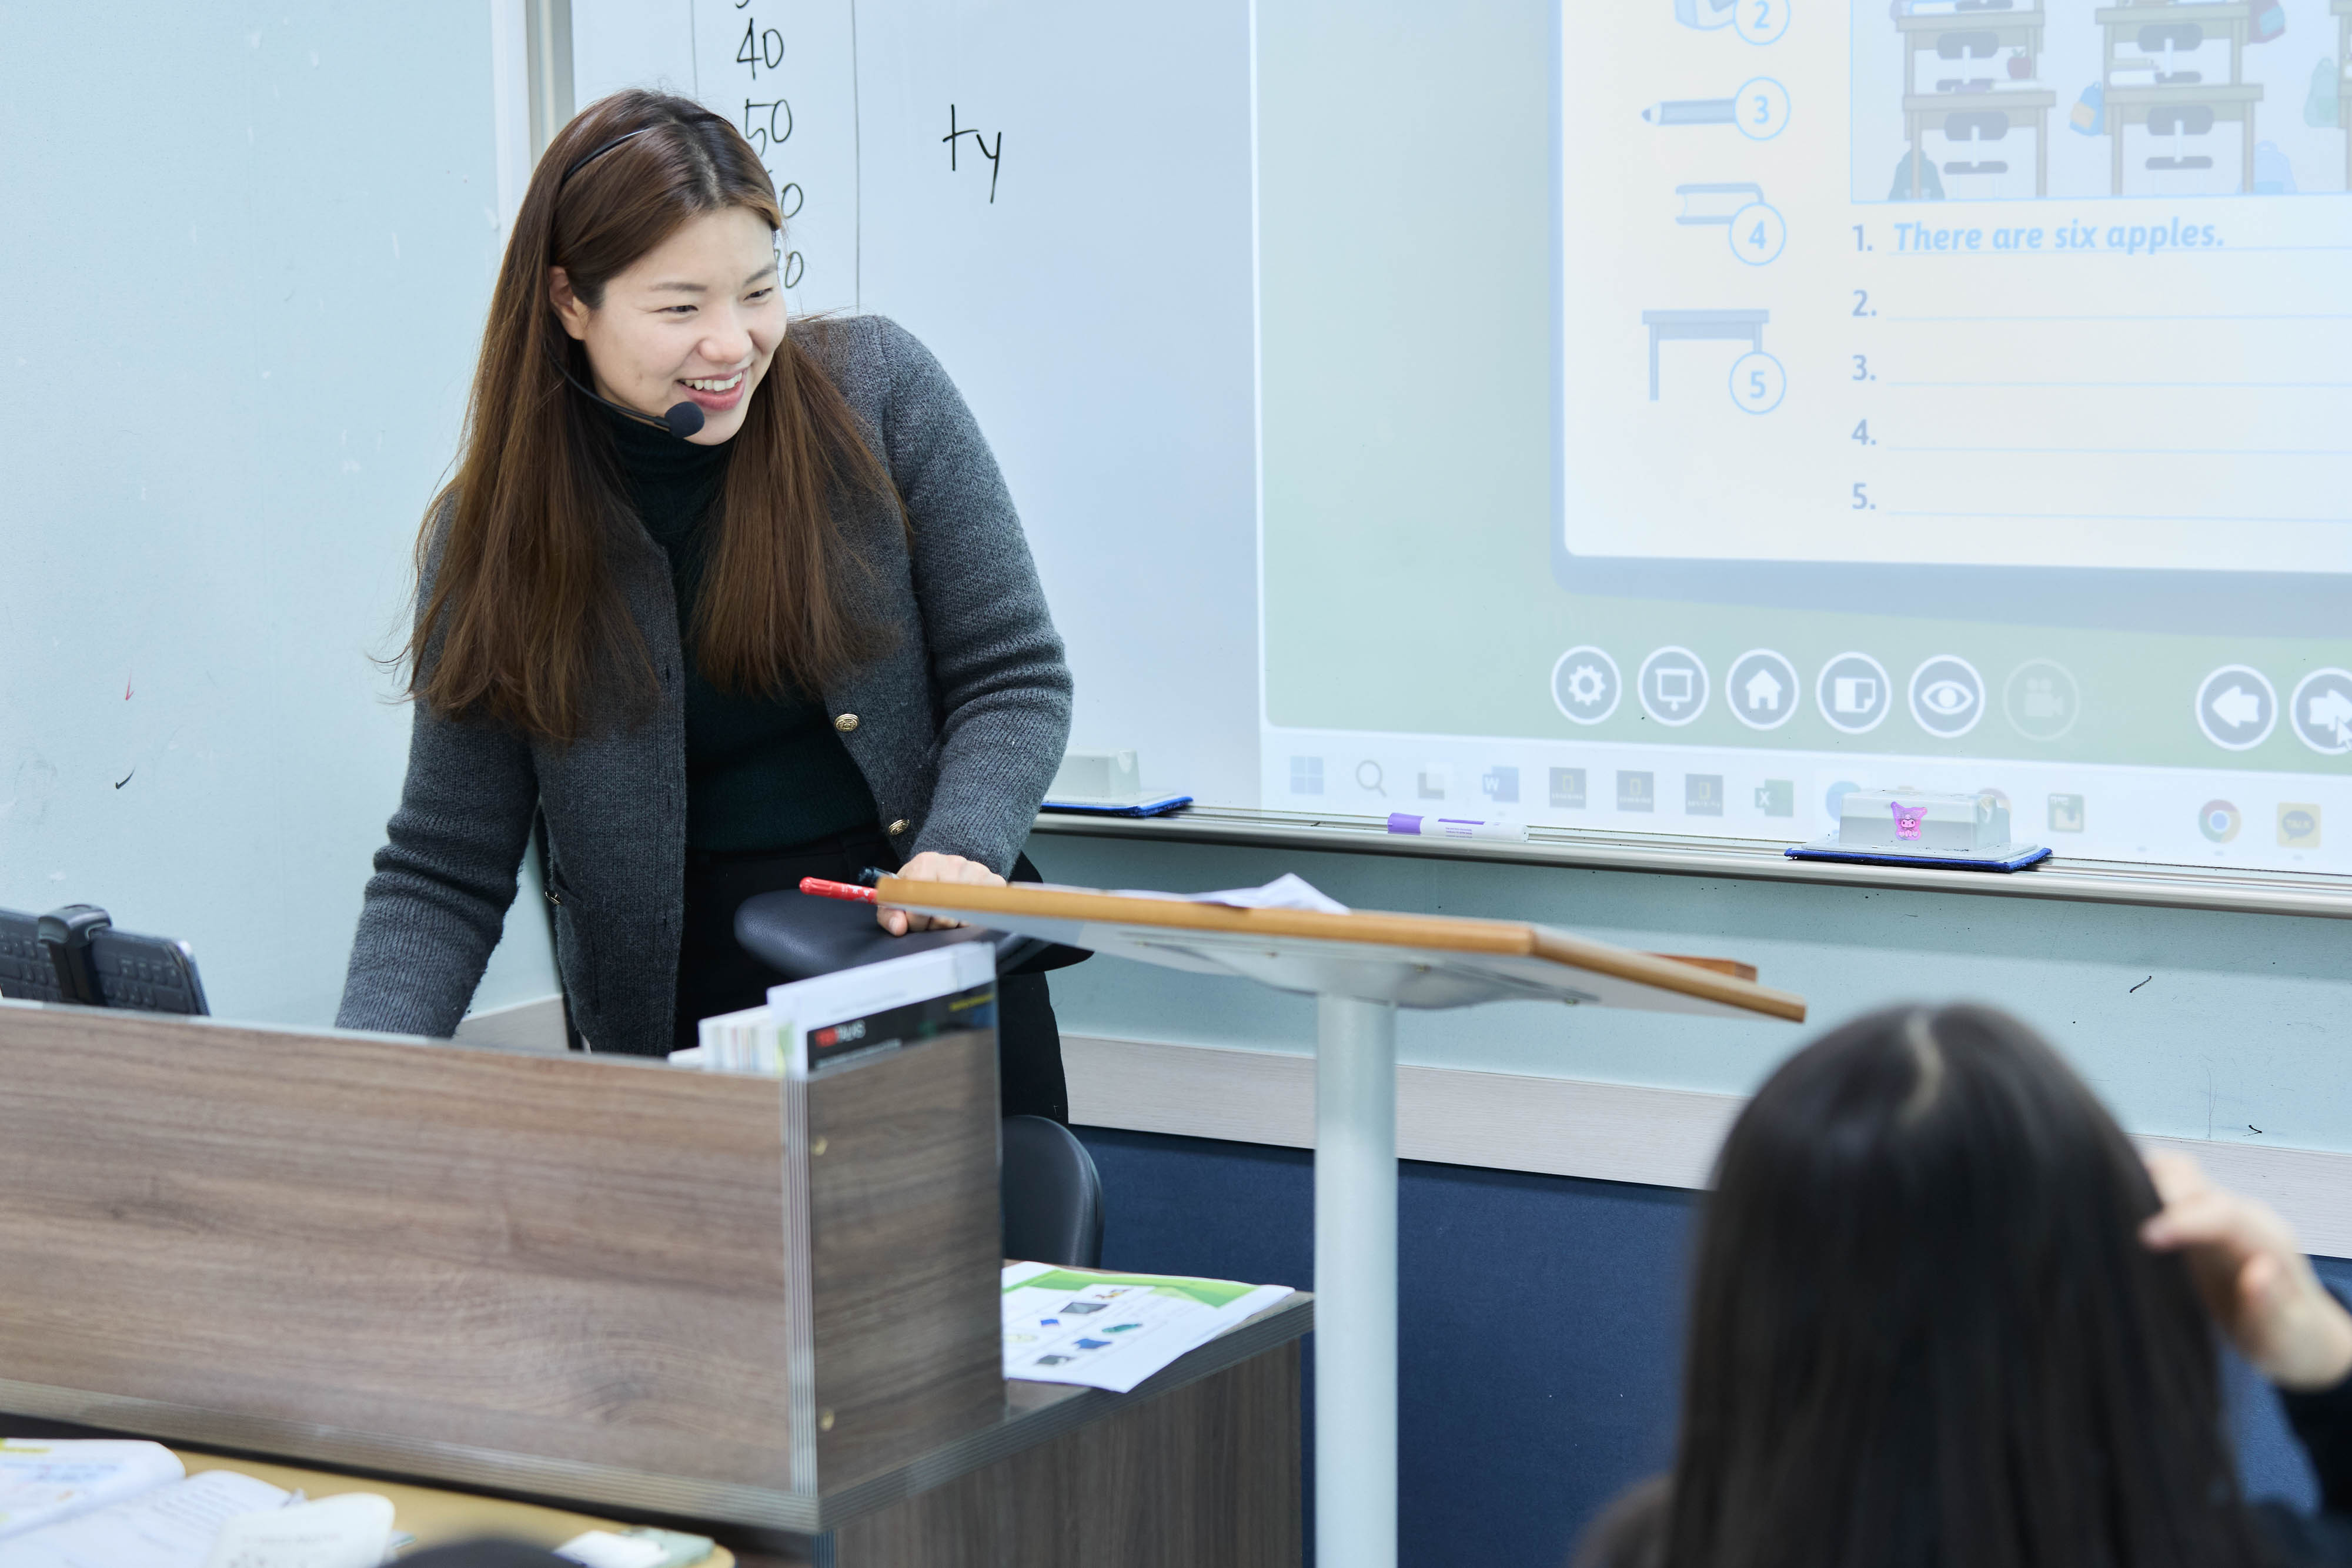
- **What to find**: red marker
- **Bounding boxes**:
[799,876,877,904]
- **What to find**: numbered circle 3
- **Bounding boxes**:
[1729,351,1786,414]
[1735,78,1792,140]
[1734,0,1792,45]
[1908,654,1986,740]
[1728,202,1787,266]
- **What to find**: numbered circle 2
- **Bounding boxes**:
[1735,78,1792,140]
[1734,0,1792,45]
[1727,202,1787,266]
[1729,352,1786,414]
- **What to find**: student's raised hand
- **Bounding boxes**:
[2141,1150,2352,1392]
[877,851,1005,935]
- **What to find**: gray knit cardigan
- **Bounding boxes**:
[335,316,1071,1055]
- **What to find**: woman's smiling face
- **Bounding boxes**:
[550,205,784,446]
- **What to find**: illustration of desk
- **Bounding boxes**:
[2104,82,2264,192]
[1642,309,1768,400]
[1901,91,2057,198]
[2098,4,2261,193]
[2099,4,2253,93]
[1894,8,2050,198]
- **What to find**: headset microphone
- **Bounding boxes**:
[556,359,707,440]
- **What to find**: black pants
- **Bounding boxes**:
[674,825,1069,1123]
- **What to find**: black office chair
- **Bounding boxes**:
[734,888,1102,1266]
[1003,1112,1106,1268]
[733,885,1090,985]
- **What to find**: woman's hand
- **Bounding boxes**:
[877,851,1005,936]
[2141,1151,2352,1392]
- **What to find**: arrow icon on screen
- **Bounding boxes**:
[2211,685,2265,728]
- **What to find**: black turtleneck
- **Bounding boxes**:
[599,405,880,854]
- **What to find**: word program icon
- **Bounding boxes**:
[2199,800,2241,844]
[2278,804,2323,848]
[1482,767,1521,804]
[2048,794,2086,833]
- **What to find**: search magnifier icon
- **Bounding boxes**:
[1355,760,1385,795]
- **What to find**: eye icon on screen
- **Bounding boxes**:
[1907,656,1986,739]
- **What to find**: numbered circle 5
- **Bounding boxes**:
[1735,0,1792,46]
[1735,78,1792,141]
[1729,351,1786,414]
[1727,202,1787,266]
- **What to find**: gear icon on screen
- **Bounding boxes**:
[1564,664,1608,707]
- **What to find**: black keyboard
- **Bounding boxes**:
[0,908,67,1004]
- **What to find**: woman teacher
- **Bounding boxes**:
[336,91,1073,1118]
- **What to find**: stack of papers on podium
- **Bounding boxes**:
[1001,1263,1292,1393]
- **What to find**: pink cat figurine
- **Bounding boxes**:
[1889,800,1927,841]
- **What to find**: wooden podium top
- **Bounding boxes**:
[872,879,1806,1022]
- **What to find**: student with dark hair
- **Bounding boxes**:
[1574,1002,2352,1568]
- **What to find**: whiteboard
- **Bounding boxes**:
[0,4,555,1025]
[573,0,1264,809]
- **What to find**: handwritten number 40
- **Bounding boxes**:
[738,17,784,75]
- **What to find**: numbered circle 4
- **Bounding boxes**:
[1727,202,1787,266]
[1735,78,1792,140]
[1734,0,1792,45]
[1729,351,1786,414]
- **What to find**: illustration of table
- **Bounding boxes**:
[1895,8,2050,198]
[871,876,1808,1568]
[1642,309,1768,400]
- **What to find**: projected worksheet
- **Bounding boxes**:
[1560,0,2352,574]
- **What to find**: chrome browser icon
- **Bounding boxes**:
[2198,800,2241,844]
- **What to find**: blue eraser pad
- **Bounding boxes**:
[1040,793,1194,818]
[1785,842,2052,873]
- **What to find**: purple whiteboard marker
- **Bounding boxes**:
[1387,813,1529,844]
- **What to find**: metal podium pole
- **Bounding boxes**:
[1314,992,1398,1568]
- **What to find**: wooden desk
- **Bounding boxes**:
[0,1001,1308,1567]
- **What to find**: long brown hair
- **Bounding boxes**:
[409,89,897,742]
